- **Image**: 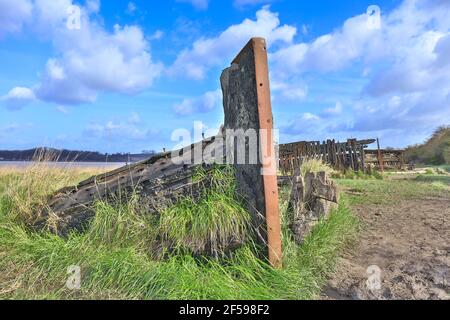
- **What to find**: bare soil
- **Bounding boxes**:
[323,197,450,300]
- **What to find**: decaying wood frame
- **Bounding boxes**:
[279,138,376,174]
[35,37,283,267]
[365,148,405,170]
[34,138,220,235]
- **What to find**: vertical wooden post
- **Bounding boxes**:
[348,139,355,171]
[400,151,405,170]
[360,144,366,173]
[252,38,282,268]
[377,138,384,173]
[336,144,342,170]
[222,38,282,268]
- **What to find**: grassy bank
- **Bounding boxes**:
[335,172,450,206]
[405,126,450,165]
[0,164,358,300]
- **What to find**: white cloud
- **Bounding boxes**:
[302,113,320,121]
[271,80,307,101]
[150,30,164,41]
[0,0,33,37]
[168,6,296,80]
[126,1,136,14]
[321,102,343,117]
[330,89,450,136]
[1,87,36,110]
[2,0,163,105]
[301,24,309,36]
[173,90,222,115]
[434,34,450,67]
[128,111,141,124]
[274,0,450,145]
[283,113,321,136]
[271,13,381,76]
[86,0,100,14]
[84,112,158,141]
[176,0,209,10]
[269,0,447,80]
[234,0,274,8]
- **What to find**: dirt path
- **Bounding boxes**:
[323,197,450,300]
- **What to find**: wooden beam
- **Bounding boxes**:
[377,138,384,173]
[223,38,282,268]
[253,38,282,268]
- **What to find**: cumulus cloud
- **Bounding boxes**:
[275,0,450,145]
[0,0,33,37]
[271,79,307,101]
[1,87,36,110]
[168,6,296,80]
[434,34,450,66]
[331,89,450,135]
[86,0,100,14]
[1,0,163,106]
[173,90,222,115]
[283,113,321,136]
[84,112,158,141]
[271,13,382,77]
[321,102,343,117]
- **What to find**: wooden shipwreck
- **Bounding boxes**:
[35,38,283,267]
[34,38,347,267]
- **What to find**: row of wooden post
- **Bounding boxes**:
[278,139,374,174]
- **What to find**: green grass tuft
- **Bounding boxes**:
[336,177,448,205]
[159,166,251,256]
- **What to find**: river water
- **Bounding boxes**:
[0,161,127,169]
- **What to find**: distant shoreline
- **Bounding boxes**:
[0,161,127,169]
[0,159,131,163]
[0,147,156,164]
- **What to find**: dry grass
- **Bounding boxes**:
[299,159,335,177]
[0,154,106,223]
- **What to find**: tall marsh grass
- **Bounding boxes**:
[299,159,335,177]
[0,161,358,300]
[1,150,105,223]
[159,166,251,256]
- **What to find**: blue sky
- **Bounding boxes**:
[1,0,449,153]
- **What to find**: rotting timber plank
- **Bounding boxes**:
[34,138,221,235]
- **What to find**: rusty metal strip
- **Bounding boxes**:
[251,38,282,268]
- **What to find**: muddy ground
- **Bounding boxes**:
[323,195,450,300]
